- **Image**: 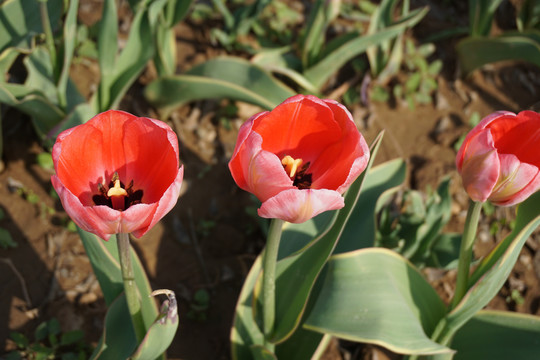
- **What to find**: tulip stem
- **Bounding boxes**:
[117,232,145,342]
[450,200,483,310]
[262,218,285,347]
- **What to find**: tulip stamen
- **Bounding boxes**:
[281,155,304,178]
[282,155,313,189]
[92,172,143,210]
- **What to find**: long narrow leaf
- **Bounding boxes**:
[304,7,428,89]
[57,0,79,110]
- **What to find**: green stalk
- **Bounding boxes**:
[450,200,483,310]
[117,232,145,342]
[262,218,285,347]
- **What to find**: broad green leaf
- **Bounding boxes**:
[0,0,63,52]
[304,248,451,355]
[426,233,462,270]
[24,47,58,104]
[259,133,385,343]
[108,8,155,110]
[250,345,277,360]
[435,191,540,345]
[78,230,158,330]
[166,0,193,26]
[469,0,504,36]
[305,7,428,89]
[457,32,540,74]
[57,0,79,110]
[0,83,64,138]
[144,57,295,112]
[451,310,540,360]
[335,158,406,254]
[97,0,119,86]
[90,294,138,360]
[0,47,20,74]
[251,48,317,93]
[131,292,179,360]
[231,257,265,360]
[78,230,123,306]
[301,0,328,68]
[275,326,324,360]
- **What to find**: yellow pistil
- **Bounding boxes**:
[106,174,128,210]
[107,179,128,197]
[281,155,303,178]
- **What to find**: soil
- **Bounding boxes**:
[2,1,540,359]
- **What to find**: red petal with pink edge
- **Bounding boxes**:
[258,188,345,223]
[460,130,500,202]
[232,131,294,202]
[456,110,515,171]
[489,154,540,206]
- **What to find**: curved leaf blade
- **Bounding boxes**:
[457,33,540,74]
[451,310,540,360]
[144,57,295,111]
[303,248,451,355]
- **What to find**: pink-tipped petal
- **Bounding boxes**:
[489,154,540,206]
[459,130,500,202]
[258,189,345,223]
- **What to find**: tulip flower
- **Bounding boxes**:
[51,110,184,240]
[229,94,369,223]
[456,110,540,206]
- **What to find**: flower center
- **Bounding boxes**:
[92,172,143,210]
[281,155,312,189]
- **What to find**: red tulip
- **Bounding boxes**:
[456,110,540,206]
[229,95,369,223]
[51,110,184,240]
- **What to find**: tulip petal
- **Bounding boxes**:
[310,100,369,192]
[489,154,540,206]
[258,189,344,223]
[131,166,184,238]
[251,95,342,161]
[456,111,515,171]
[459,130,500,202]
[232,131,295,202]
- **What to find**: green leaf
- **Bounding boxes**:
[36,152,53,170]
[335,158,407,253]
[436,190,540,345]
[469,0,504,36]
[250,345,277,360]
[130,292,179,360]
[90,294,138,360]
[451,310,540,359]
[9,332,28,349]
[107,7,155,110]
[144,57,296,112]
[0,0,63,52]
[231,256,266,360]
[0,228,17,249]
[77,230,158,331]
[304,248,451,355]
[60,330,84,346]
[304,7,428,89]
[57,0,80,111]
[457,32,540,74]
[97,0,119,109]
[426,233,462,270]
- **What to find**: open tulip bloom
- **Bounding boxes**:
[51,110,184,240]
[456,110,540,206]
[229,94,370,223]
[229,94,369,344]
